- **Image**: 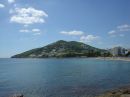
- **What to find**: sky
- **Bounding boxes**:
[0,0,130,58]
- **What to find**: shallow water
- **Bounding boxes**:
[0,58,130,97]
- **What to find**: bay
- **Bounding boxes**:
[0,58,130,97]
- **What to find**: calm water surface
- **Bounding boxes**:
[0,58,130,97]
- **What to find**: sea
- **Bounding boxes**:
[0,58,130,97]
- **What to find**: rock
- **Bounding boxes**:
[12,94,23,97]
[122,89,130,94]
[121,94,130,97]
[97,87,130,97]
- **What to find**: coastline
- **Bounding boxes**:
[96,57,130,62]
[11,86,130,97]
[97,86,130,97]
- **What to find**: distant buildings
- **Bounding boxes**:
[126,49,130,57]
[109,47,127,57]
[128,49,130,52]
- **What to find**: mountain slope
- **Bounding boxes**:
[11,40,110,58]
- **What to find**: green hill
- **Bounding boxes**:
[11,40,111,58]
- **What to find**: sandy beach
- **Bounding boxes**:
[96,57,130,62]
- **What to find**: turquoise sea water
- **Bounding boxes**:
[0,58,130,97]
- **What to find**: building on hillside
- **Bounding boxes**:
[109,47,127,57]
[126,49,130,57]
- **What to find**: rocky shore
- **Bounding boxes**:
[98,87,130,97]
[11,94,23,97]
[10,86,130,97]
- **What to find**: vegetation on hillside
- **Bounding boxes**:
[12,40,112,58]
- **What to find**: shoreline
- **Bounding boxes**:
[96,57,130,62]
[11,86,130,97]
[8,57,130,62]
[98,85,130,97]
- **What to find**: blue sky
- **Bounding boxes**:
[0,0,130,58]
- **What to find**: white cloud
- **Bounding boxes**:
[8,0,15,4]
[10,7,48,25]
[33,33,41,35]
[19,28,41,35]
[108,24,130,37]
[0,4,5,8]
[108,30,116,35]
[60,30,84,36]
[108,30,118,37]
[23,24,29,27]
[19,29,30,33]
[32,29,40,32]
[119,28,130,32]
[118,24,130,32]
[32,29,41,35]
[80,35,100,43]
[117,24,130,29]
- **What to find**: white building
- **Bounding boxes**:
[109,47,127,57]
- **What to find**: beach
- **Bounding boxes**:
[96,57,130,62]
